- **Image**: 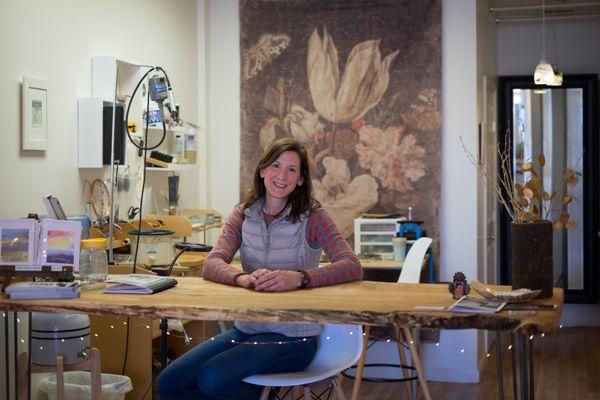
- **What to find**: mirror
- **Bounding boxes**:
[499,75,598,303]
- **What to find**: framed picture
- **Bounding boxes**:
[0,219,38,266]
[39,219,82,271]
[22,76,48,151]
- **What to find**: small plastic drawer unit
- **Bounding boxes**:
[353,218,404,256]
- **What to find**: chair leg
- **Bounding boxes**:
[302,385,311,400]
[334,372,344,399]
[394,327,414,400]
[351,324,370,400]
[402,327,431,400]
[259,386,271,400]
[56,355,65,400]
[332,376,346,400]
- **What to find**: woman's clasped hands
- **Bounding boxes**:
[235,268,302,292]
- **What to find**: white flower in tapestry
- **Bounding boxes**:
[307,28,399,124]
[356,124,426,192]
[313,157,378,237]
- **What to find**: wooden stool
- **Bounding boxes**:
[19,347,102,400]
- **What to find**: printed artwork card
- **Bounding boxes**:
[0,219,37,266]
[39,219,82,271]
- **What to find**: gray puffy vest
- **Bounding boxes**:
[234,199,322,337]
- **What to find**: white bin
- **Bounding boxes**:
[39,372,133,400]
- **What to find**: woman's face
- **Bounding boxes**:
[260,151,304,202]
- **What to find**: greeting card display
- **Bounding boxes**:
[0,219,38,266]
[39,219,82,272]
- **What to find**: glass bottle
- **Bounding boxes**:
[79,238,108,288]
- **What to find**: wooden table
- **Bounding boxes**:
[0,279,563,399]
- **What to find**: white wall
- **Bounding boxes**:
[498,18,600,326]
[498,19,600,76]
[435,0,480,383]
[0,2,198,397]
[0,0,199,219]
[202,0,241,217]
[202,0,483,383]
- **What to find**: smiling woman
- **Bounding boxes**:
[157,138,362,400]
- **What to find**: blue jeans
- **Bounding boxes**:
[157,328,318,400]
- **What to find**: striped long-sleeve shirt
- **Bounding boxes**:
[203,205,362,287]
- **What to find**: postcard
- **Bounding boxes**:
[39,219,82,271]
[0,219,37,266]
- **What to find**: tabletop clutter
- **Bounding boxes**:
[0,210,217,298]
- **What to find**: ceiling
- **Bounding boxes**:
[488,0,600,23]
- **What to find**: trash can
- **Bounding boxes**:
[39,372,133,400]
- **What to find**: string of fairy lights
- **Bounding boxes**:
[1,311,565,359]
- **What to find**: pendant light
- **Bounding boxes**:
[534,0,563,86]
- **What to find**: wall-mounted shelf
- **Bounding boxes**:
[146,164,196,172]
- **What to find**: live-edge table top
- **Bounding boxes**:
[0,278,563,335]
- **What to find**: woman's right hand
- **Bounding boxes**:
[235,273,257,289]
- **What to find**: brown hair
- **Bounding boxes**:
[244,138,319,222]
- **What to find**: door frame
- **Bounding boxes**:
[498,74,599,304]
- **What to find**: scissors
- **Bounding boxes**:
[128,206,140,220]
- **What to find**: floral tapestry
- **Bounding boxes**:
[240,0,441,249]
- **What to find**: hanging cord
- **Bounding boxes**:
[121,65,175,377]
[121,85,151,377]
[542,0,546,58]
[131,86,152,274]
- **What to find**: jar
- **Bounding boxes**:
[392,235,407,262]
[79,238,108,288]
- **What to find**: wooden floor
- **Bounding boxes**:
[335,327,600,400]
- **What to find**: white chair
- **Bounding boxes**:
[243,324,363,400]
[352,237,433,400]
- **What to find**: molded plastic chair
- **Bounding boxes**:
[243,324,363,400]
[352,237,434,400]
[398,237,433,284]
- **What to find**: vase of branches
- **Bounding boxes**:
[463,134,579,298]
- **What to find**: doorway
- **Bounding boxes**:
[498,75,599,303]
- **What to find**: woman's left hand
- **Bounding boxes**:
[254,270,302,292]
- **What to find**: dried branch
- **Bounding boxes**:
[461,130,580,229]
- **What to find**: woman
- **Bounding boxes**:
[157,138,362,400]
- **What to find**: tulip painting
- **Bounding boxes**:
[307,28,399,124]
[240,0,441,242]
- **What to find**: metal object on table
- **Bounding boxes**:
[128,206,140,220]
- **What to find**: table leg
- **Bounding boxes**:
[14,313,18,400]
[511,334,518,400]
[519,335,528,400]
[5,312,9,400]
[494,330,504,400]
[529,337,534,400]
[160,318,168,370]
[28,312,32,400]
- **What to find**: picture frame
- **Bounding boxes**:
[22,76,48,151]
[0,219,38,267]
[39,219,82,272]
